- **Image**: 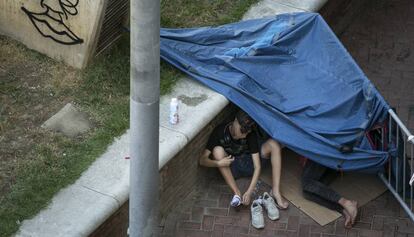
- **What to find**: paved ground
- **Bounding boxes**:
[159,0,414,236]
[159,176,413,237]
[341,0,414,131]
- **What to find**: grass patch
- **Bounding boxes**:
[161,0,258,27]
[160,0,259,90]
[0,0,258,236]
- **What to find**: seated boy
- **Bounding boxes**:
[199,110,289,208]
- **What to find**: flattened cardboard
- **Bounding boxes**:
[260,149,387,226]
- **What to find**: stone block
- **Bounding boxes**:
[42,103,92,137]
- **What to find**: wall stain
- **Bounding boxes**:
[178,94,208,106]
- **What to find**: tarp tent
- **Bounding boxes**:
[160,12,390,171]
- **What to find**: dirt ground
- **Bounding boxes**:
[0,35,79,201]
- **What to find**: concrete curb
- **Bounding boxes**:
[15,1,330,236]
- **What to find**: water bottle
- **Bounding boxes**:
[169,98,179,125]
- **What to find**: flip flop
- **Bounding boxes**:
[230,194,242,207]
[269,189,289,210]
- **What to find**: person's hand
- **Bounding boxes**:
[242,190,253,205]
[217,155,234,167]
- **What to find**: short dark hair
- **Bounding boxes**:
[235,110,256,133]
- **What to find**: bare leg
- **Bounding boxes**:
[212,147,241,196]
[301,160,356,227]
[261,139,289,209]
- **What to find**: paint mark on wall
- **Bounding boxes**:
[21,0,84,45]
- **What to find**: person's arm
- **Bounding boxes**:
[242,152,261,205]
[199,149,234,167]
[199,149,216,167]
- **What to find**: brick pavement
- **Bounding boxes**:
[341,0,414,131]
[159,1,414,236]
[159,176,413,237]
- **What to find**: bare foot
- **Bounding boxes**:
[342,209,352,229]
[272,191,289,209]
[340,199,358,225]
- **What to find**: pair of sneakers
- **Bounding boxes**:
[251,192,279,229]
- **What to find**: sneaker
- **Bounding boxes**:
[230,194,241,207]
[251,199,265,229]
[262,192,279,220]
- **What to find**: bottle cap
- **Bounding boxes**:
[171,98,178,103]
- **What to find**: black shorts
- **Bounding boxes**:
[230,153,270,179]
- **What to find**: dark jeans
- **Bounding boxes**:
[301,160,342,212]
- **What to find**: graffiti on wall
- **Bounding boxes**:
[21,0,84,45]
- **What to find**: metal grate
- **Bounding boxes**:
[95,0,129,56]
[379,109,414,222]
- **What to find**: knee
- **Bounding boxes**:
[267,139,282,152]
[261,139,282,159]
[212,146,226,160]
[301,178,317,193]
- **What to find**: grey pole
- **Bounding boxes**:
[130,0,160,236]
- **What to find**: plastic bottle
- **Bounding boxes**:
[169,98,179,125]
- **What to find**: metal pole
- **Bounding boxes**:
[397,126,399,192]
[389,113,392,183]
[411,143,413,210]
[403,134,406,200]
[130,0,160,236]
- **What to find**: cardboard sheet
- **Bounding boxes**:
[260,149,387,226]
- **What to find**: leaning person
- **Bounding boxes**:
[301,159,358,228]
[199,110,289,209]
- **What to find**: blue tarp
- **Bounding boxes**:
[160,12,390,171]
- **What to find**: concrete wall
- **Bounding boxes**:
[0,0,107,68]
[89,104,236,237]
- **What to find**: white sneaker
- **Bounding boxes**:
[262,192,279,220]
[251,199,265,229]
